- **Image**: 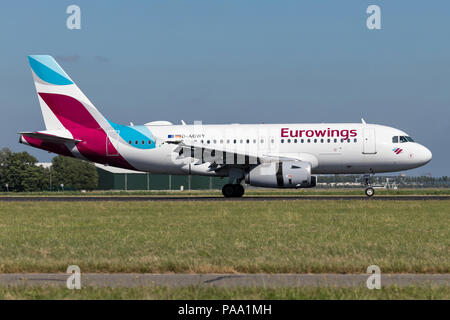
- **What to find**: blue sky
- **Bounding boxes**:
[0,1,449,176]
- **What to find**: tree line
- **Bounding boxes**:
[0,148,98,192]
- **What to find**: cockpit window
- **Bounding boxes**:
[394,136,414,143]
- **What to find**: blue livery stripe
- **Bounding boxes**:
[28,55,73,85]
[108,121,156,150]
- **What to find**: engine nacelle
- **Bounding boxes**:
[245,161,317,188]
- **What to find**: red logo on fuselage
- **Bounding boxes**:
[281,128,357,140]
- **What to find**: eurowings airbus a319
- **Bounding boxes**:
[19,55,432,197]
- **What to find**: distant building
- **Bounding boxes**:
[95,164,227,191]
[36,162,227,191]
[36,162,52,169]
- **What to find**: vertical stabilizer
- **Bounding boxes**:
[28,55,110,131]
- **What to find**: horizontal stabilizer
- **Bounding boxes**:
[19,131,81,144]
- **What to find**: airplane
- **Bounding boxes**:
[19,55,432,197]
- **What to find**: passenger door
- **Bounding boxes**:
[362,128,376,154]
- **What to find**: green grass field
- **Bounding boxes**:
[0,200,448,274]
[0,285,448,300]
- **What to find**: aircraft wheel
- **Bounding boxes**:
[233,184,245,197]
[222,184,235,198]
[365,187,375,197]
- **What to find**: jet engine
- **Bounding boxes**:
[245,161,317,188]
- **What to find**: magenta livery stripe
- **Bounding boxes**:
[38,92,135,170]
[39,92,100,129]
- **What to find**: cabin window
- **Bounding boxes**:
[354,138,357,143]
[320,139,324,143]
[327,139,330,143]
[314,139,317,143]
[287,139,291,143]
[294,139,297,143]
[307,139,311,143]
[271,139,274,143]
[260,139,264,143]
[301,139,304,143]
[281,139,284,143]
[135,140,138,144]
[233,139,237,144]
[246,139,250,144]
[334,138,337,143]
[128,140,132,144]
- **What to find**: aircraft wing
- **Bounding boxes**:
[170,140,259,167]
[168,140,316,169]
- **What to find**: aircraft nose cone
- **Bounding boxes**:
[420,146,432,164]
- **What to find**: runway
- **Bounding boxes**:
[0,195,449,202]
[1,273,448,288]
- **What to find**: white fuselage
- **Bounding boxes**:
[111,122,432,176]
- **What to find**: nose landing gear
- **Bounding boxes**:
[365,187,375,197]
[222,184,245,198]
[362,174,375,197]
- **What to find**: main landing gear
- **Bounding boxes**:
[222,184,245,198]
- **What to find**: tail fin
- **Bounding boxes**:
[28,55,110,131]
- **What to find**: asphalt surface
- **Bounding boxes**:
[1,273,448,288]
[0,195,449,202]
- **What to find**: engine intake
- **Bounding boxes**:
[245,161,316,188]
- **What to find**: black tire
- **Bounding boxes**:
[365,187,375,197]
[233,184,245,197]
[222,184,235,198]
